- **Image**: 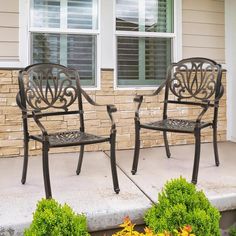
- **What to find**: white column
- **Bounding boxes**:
[225,0,236,141]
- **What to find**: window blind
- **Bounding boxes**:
[30,0,98,86]
[116,0,173,86]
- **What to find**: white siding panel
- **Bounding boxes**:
[0,42,18,59]
[182,0,224,13]
[183,23,224,37]
[0,13,18,27]
[0,1,19,64]
[183,47,225,63]
[183,35,225,49]
[182,0,225,63]
[0,0,18,12]
[183,10,224,25]
[0,28,18,41]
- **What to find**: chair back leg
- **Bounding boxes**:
[76,145,85,175]
[42,142,52,199]
[110,131,120,194]
[163,131,171,158]
[192,129,201,184]
[131,121,141,175]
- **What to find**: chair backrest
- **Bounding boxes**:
[18,63,83,114]
[163,57,223,119]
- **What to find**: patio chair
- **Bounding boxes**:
[16,63,120,198]
[131,57,224,184]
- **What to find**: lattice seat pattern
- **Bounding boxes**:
[142,119,210,133]
[32,131,109,148]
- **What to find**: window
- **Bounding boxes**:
[30,0,99,86]
[116,0,174,87]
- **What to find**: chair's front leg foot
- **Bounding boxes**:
[76,145,84,175]
[42,142,52,199]
[21,139,29,184]
[110,131,120,194]
[191,129,201,185]
[131,120,141,175]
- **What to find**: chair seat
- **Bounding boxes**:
[31,131,110,147]
[141,118,211,133]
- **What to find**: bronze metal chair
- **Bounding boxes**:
[16,63,120,198]
[131,57,224,184]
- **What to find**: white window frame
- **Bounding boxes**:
[16,0,101,89]
[113,0,182,90]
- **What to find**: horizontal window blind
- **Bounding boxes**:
[117,36,171,85]
[30,0,98,86]
[68,0,95,29]
[31,0,61,28]
[32,33,96,85]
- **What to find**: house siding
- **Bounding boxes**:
[0,0,227,157]
[0,0,19,61]
[182,0,225,63]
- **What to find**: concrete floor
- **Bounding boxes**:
[0,142,236,235]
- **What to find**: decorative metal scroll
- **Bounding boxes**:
[23,65,78,111]
[169,60,218,101]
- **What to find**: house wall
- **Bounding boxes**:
[0,0,227,157]
[182,0,225,63]
[0,0,19,62]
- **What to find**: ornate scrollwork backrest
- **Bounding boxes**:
[167,58,222,103]
[19,63,80,112]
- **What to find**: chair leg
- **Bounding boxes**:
[191,129,201,185]
[163,131,171,158]
[42,142,52,199]
[21,139,29,184]
[131,120,141,175]
[213,125,220,166]
[110,131,120,194]
[76,145,84,175]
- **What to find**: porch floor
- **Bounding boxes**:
[0,142,236,235]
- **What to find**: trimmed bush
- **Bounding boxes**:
[229,226,236,236]
[144,177,221,236]
[24,198,90,236]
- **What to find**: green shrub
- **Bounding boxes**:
[144,177,221,236]
[229,226,236,236]
[24,198,90,236]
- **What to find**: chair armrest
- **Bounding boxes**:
[32,110,49,138]
[134,80,166,119]
[80,88,117,132]
[215,84,224,104]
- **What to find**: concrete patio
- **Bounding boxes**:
[0,142,236,235]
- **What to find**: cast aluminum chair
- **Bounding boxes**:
[131,57,224,184]
[16,63,120,198]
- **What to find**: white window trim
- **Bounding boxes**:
[113,0,182,90]
[0,0,29,68]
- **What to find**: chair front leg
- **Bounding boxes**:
[163,131,171,158]
[76,145,84,175]
[192,128,201,184]
[42,141,52,199]
[110,131,120,194]
[213,124,220,166]
[21,138,29,184]
[131,119,141,175]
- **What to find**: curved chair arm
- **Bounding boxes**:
[134,80,166,120]
[80,88,117,132]
[32,110,49,138]
[195,104,210,124]
[214,84,224,104]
